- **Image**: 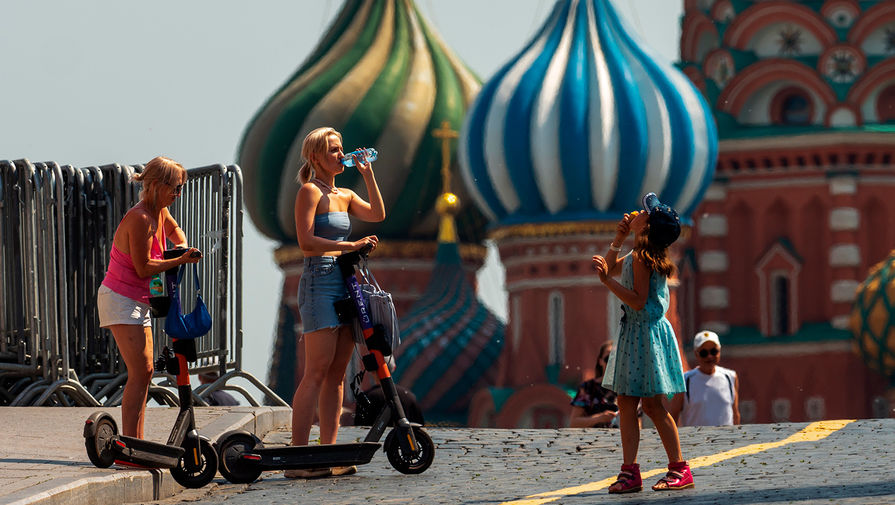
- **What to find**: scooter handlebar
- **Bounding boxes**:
[336,244,372,278]
[164,247,202,259]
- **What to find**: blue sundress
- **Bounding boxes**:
[602,254,686,399]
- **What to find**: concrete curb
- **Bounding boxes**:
[3,407,291,505]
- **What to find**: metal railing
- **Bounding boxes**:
[0,158,285,407]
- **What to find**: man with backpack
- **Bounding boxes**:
[668,331,740,426]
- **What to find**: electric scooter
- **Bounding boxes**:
[83,248,218,489]
[215,246,435,483]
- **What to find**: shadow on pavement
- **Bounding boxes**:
[573,480,895,504]
[0,458,94,467]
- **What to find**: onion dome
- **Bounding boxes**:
[392,192,505,422]
[459,0,718,226]
[239,0,486,243]
[851,251,895,384]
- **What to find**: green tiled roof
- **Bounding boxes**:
[713,322,851,349]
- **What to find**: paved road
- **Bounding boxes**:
[0,406,291,505]
[157,419,895,505]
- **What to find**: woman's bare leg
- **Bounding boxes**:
[317,325,355,444]
[110,324,153,439]
[291,327,339,446]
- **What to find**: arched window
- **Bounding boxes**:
[756,240,801,336]
[512,295,522,352]
[771,87,813,126]
[678,256,697,342]
[771,273,790,336]
[781,94,811,124]
[547,291,564,365]
[877,84,895,123]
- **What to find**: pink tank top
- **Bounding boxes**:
[102,234,165,303]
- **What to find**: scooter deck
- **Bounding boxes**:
[241,442,381,470]
[113,435,184,468]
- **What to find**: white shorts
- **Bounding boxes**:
[97,284,152,327]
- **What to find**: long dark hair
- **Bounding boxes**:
[633,227,676,278]
[595,341,613,378]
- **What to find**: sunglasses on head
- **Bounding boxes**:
[699,348,719,358]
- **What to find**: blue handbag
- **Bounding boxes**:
[164,263,212,340]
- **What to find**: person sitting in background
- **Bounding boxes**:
[198,371,239,406]
[353,383,424,427]
[352,358,424,426]
[569,341,619,428]
[668,330,740,427]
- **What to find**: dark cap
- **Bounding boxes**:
[641,192,681,249]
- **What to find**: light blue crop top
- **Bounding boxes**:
[313,211,351,242]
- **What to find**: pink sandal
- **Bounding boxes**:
[608,463,642,494]
[652,460,694,490]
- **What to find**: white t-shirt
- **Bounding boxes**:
[680,366,737,427]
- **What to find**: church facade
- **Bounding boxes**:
[465,0,895,427]
[679,0,895,423]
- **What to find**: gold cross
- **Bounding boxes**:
[432,120,459,194]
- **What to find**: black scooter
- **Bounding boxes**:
[83,248,218,489]
[215,247,435,483]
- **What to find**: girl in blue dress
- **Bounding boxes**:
[592,193,692,493]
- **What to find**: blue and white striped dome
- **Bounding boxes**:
[459,0,718,226]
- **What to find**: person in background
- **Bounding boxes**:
[289,127,385,479]
[569,341,619,428]
[668,331,740,427]
[96,156,201,439]
[352,358,424,427]
[353,384,424,427]
[198,371,239,406]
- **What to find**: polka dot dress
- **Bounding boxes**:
[602,255,685,399]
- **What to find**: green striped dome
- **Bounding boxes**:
[239,0,487,244]
[851,250,895,385]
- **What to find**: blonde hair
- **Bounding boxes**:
[133,156,186,205]
[296,127,342,184]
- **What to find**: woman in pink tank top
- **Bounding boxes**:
[97,156,202,439]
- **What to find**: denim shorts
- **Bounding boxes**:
[298,256,348,333]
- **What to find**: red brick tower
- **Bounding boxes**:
[680,0,895,422]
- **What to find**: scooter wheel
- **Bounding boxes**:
[171,438,218,489]
[384,426,435,474]
[217,432,263,484]
[85,415,117,468]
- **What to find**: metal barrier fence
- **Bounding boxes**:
[0,158,285,407]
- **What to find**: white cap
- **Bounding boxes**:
[693,330,721,350]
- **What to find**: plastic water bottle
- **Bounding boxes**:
[149,275,164,296]
[341,148,378,167]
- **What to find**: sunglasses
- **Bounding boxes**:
[168,182,184,195]
[699,348,719,358]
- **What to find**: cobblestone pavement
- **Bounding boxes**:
[154,419,895,505]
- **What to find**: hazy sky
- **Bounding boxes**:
[1,0,683,393]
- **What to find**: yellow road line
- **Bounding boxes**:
[500,419,855,505]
